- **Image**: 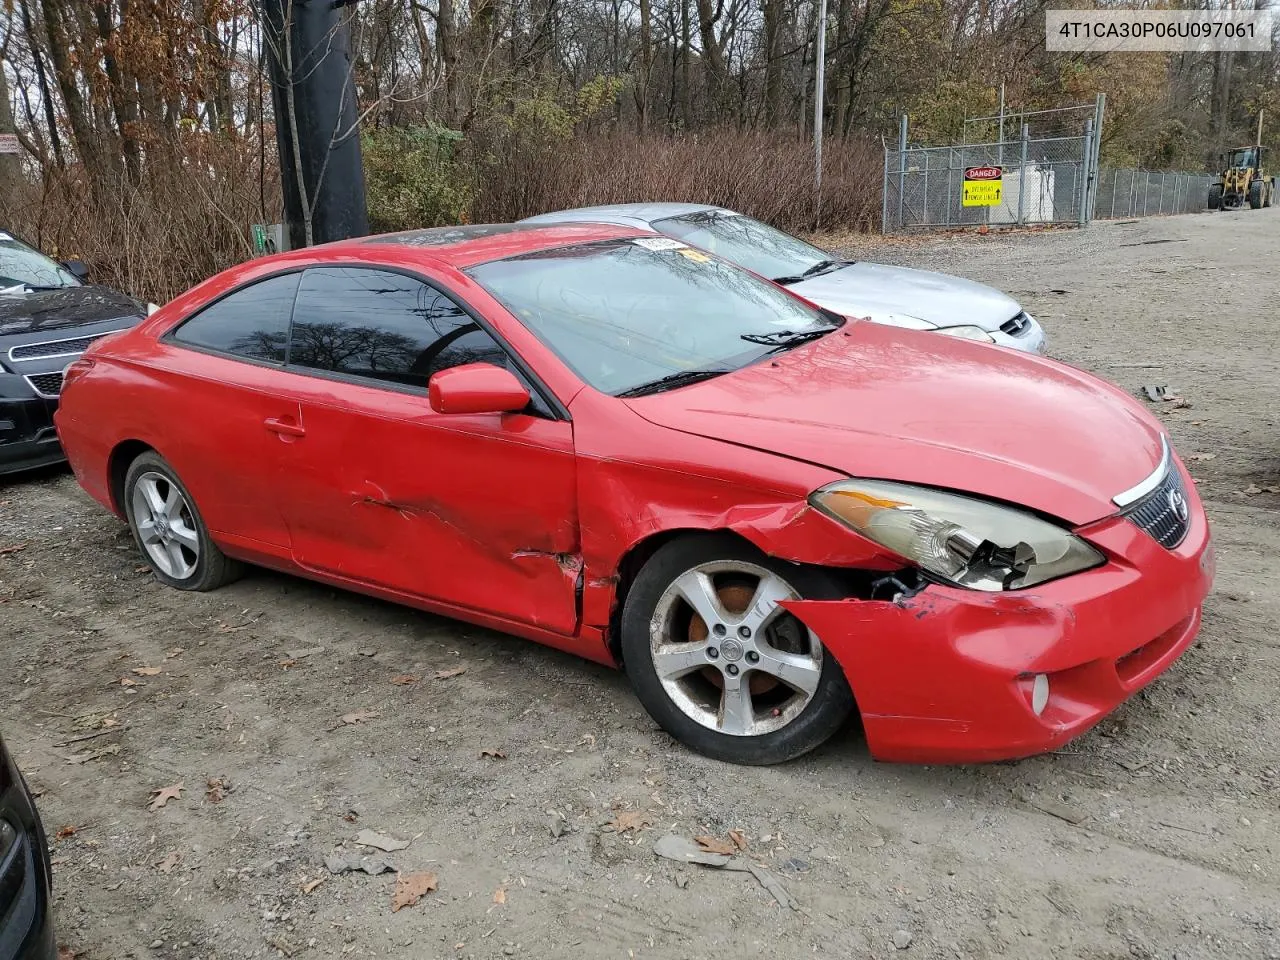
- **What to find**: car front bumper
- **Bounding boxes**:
[0,752,56,960]
[0,398,64,477]
[782,493,1214,764]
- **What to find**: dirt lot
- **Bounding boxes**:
[2,209,1278,960]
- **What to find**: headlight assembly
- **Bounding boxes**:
[934,325,996,343]
[809,479,1104,591]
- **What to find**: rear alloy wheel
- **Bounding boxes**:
[123,452,241,591]
[620,535,855,765]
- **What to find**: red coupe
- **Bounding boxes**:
[55,224,1214,765]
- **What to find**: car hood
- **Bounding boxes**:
[0,284,144,336]
[790,262,1023,332]
[624,324,1165,526]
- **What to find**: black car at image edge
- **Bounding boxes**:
[1,231,150,475]
[0,731,55,960]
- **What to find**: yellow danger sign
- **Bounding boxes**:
[962,165,1003,207]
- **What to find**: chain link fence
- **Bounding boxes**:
[1093,168,1214,219]
[882,133,1094,231]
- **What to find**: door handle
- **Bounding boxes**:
[264,416,306,438]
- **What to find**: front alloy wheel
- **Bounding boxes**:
[621,535,855,764]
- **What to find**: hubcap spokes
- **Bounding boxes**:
[132,472,199,580]
[650,561,823,737]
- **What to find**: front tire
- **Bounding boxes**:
[123,451,241,591]
[1249,180,1263,209]
[1208,184,1222,210]
[620,534,855,765]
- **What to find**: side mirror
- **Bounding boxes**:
[62,259,89,281]
[428,363,530,415]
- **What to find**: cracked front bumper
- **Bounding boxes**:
[782,497,1214,764]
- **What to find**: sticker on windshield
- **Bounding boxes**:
[631,237,688,252]
[677,248,711,263]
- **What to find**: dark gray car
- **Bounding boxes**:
[520,203,1046,353]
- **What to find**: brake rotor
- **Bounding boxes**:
[687,581,780,695]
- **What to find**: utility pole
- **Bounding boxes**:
[814,0,828,223]
[258,0,369,248]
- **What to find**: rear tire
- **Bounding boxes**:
[1249,180,1263,209]
[620,534,855,765]
[1208,184,1222,210]
[123,451,242,591]
[1266,182,1275,208]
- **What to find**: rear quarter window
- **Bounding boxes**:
[170,273,300,364]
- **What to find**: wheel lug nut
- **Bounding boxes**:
[706,646,719,659]
[712,623,726,637]
[738,625,751,638]
[746,651,759,664]
[726,664,740,676]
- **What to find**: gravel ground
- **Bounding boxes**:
[1,208,1278,960]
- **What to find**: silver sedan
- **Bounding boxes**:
[520,203,1046,353]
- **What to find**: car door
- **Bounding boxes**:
[274,265,581,635]
[159,271,302,550]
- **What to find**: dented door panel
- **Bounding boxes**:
[276,372,580,635]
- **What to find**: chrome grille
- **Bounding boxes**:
[1000,312,1031,337]
[1122,464,1190,549]
[8,332,107,362]
[24,372,64,398]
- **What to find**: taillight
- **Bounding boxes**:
[62,357,96,391]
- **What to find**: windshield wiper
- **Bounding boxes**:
[773,259,843,285]
[739,328,831,350]
[617,368,731,398]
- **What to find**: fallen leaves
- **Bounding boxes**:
[55,825,79,840]
[154,850,182,874]
[0,543,27,556]
[118,677,137,687]
[336,710,380,727]
[492,886,506,905]
[1241,483,1280,496]
[390,674,420,686]
[693,835,738,856]
[728,829,749,851]
[433,666,467,680]
[205,778,228,803]
[607,810,653,834]
[391,871,438,912]
[65,744,120,765]
[354,829,410,853]
[147,782,183,812]
[480,748,507,760]
[130,666,162,677]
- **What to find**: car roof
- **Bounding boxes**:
[313,222,653,269]
[519,202,723,229]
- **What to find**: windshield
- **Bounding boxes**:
[466,237,842,396]
[1227,148,1257,169]
[0,234,80,290]
[652,210,837,283]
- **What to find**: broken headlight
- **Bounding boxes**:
[809,480,1104,591]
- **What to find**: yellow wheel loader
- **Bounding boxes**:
[1208,114,1275,211]
[1208,145,1274,210]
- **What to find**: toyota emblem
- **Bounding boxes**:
[1168,488,1189,523]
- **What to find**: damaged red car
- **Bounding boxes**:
[55,224,1214,765]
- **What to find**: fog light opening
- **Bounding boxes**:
[1031,673,1050,716]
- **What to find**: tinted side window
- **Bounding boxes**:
[288,267,508,389]
[171,273,299,363]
